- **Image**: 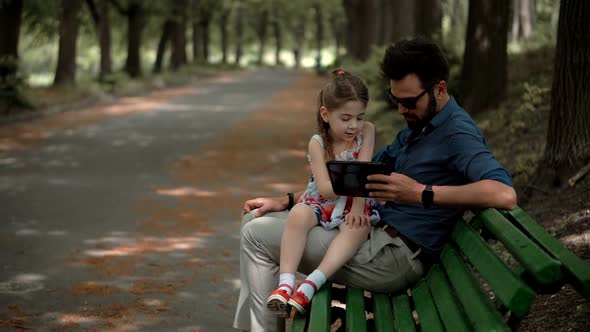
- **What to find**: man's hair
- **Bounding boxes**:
[380,37,449,89]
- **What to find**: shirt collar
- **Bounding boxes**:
[429,96,457,129]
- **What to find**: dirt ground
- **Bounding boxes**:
[0,70,588,331]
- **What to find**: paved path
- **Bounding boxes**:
[0,69,324,331]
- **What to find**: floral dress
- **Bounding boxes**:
[297,134,381,229]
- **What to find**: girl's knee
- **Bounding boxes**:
[287,204,318,229]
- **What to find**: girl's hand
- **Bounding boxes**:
[345,210,370,228]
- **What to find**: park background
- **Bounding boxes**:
[0,0,588,331]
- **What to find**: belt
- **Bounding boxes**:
[376,222,435,269]
[375,222,421,254]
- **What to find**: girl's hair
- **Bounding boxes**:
[317,69,369,160]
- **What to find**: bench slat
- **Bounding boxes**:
[478,208,563,286]
[373,293,395,332]
[392,293,416,332]
[453,220,536,318]
[441,245,511,332]
[291,312,307,332]
[345,287,367,332]
[308,283,331,332]
[412,279,444,332]
[504,207,590,300]
[427,265,472,332]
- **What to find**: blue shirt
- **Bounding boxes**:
[372,96,512,255]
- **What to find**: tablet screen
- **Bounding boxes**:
[326,161,388,197]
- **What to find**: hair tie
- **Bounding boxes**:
[337,70,345,75]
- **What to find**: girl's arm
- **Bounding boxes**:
[348,122,376,223]
[308,137,338,200]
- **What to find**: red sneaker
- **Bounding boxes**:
[266,284,292,318]
[288,280,317,314]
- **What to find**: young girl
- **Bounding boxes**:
[266,70,380,315]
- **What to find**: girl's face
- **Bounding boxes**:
[320,100,366,143]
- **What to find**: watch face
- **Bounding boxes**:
[422,186,434,207]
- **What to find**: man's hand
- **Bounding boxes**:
[366,173,425,204]
[242,196,288,218]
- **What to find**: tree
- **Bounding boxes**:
[415,0,442,42]
[270,9,282,66]
[511,0,536,42]
[153,18,174,73]
[111,0,144,78]
[170,0,188,70]
[391,0,415,43]
[531,0,590,188]
[255,7,269,65]
[460,0,510,115]
[0,0,23,79]
[219,6,230,64]
[342,0,376,61]
[234,2,244,66]
[85,0,112,80]
[54,0,82,86]
[313,2,324,69]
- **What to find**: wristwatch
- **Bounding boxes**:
[422,185,434,208]
[287,192,295,210]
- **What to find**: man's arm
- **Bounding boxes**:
[242,190,306,218]
[366,174,517,211]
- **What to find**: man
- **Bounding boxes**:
[233,37,516,332]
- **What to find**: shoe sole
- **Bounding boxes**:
[267,296,290,318]
[288,298,307,315]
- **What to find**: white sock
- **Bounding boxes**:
[278,273,295,295]
[297,269,327,299]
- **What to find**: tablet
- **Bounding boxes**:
[327,160,389,197]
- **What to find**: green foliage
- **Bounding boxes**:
[0,56,33,113]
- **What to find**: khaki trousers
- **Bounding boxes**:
[233,210,425,332]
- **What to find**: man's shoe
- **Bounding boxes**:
[288,280,317,314]
[266,284,292,318]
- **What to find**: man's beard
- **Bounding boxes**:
[406,93,437,132]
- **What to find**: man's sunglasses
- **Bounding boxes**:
[385,83,436,110]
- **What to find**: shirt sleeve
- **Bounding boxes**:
[373,131,404,163]
[448,132,513,186]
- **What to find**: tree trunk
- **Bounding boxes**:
[330,15,344,62]
[342,0,373,60]
[511,0,520,41]
[460,0,509,115]
[171,0,188,70]
[292,17,305,68]
[532,0,590,187]
[234,4,244,66]
[153,19,174,73]
[220,10,229,64]
[272,16,282,65]
[200,17,210,62]
[124,1,143,78]
[192,21,201,62]
[415,0,442,42]
[96,0,112,80]
[519,0,533,40]
[314,4,323,69]
[256,9,269,65]
[391,0,415,43]
[379,0,394,45]
[54,0,82,86]
[0,0,23,79]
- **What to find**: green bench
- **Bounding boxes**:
[291,206,590,331]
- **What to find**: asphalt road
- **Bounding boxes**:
[0,68,301,331]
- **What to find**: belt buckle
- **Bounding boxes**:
[409,247,422,260]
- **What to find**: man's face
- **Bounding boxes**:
[389,74,437,132]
